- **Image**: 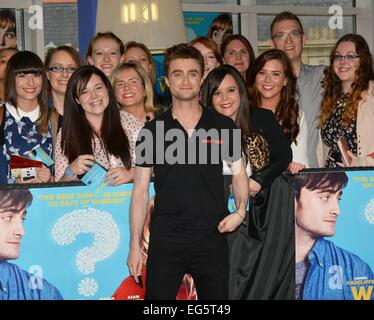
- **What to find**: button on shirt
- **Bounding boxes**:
[303,238,374,300]
[0,260,63,300]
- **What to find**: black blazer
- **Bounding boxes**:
[250,107,292,188]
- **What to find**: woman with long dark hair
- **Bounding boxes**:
[201,64,292,299]
[319,34,374,167]
[54,66,132,184]
[221,34,255,86]
[249,49,309,173]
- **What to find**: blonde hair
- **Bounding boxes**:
[110,61,158,114]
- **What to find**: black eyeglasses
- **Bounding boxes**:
[48,65,78,73]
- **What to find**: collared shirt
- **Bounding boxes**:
[303,238,374,300]
[2,103,53,182]
[136,106,239,243]
[297,64,326,168]
[0,260,63,300]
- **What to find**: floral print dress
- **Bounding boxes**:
[320,95,357,168]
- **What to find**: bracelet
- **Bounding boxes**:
[65,166,76,178]
[236,210,245,221]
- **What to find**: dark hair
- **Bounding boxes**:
[270,11,304,36]
[0,189,33,211]
[207,14,233,40]
[201,64,253,164]
[5,51,49,134]
[295,172,348,202]
[45,45,81,70]
[62,65,131,168]
[249,49,299,143]
[164,43,204,78]
[85,32,125,61]
[220,34,255,83]
[320,34,374,129]
[190,36,224,66]
[124,41,156,85]
[0,9,16,34]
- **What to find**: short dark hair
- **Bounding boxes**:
[163,43,204,78]
[0,9,16,34]
[0,189,33,211]
[5,51,49,134]
[294,172,348,202]
[270,11,304,36]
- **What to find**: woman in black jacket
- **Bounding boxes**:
[201,65,293,300]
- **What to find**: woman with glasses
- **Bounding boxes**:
[221,34,255,86]
[45,46,80,147]
[1,51,53,184]
[319,34,374,167]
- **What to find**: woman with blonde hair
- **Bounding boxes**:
[111,61,159,162]
[319,34,374,167]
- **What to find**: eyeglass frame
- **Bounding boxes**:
[271,30,304,41]
[333,54,360,63]
[48,65,78,74]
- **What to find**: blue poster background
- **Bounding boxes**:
[331,170,374,269]
[15,182,155,300]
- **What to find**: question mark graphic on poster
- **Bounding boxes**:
[52,207,120,297]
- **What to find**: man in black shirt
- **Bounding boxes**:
[127,44,248,299]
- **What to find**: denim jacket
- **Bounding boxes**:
[0,260,63,300]
[303,238,374,300]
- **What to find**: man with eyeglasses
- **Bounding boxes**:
[294,172,374,300]
[271,12,326,168]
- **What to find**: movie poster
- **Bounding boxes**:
[294,170,374,300]
[9,183,154,300]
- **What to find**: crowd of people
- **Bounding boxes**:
[1,9,374,300]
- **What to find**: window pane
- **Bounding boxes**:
[43,3,79,54]
[258,15,355,65]
[256,0,355,7]
[183,0,239,4]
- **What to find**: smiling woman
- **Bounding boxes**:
[1,51,53,184]
[54,65,133,185]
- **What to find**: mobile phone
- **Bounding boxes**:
[337,136,351,167]
[21,167,36,181]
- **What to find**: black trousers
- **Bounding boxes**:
[145,230,228,300]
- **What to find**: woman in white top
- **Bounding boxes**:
[54,65,132,184]
[249,49,309,173]
[111,61,159,164]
